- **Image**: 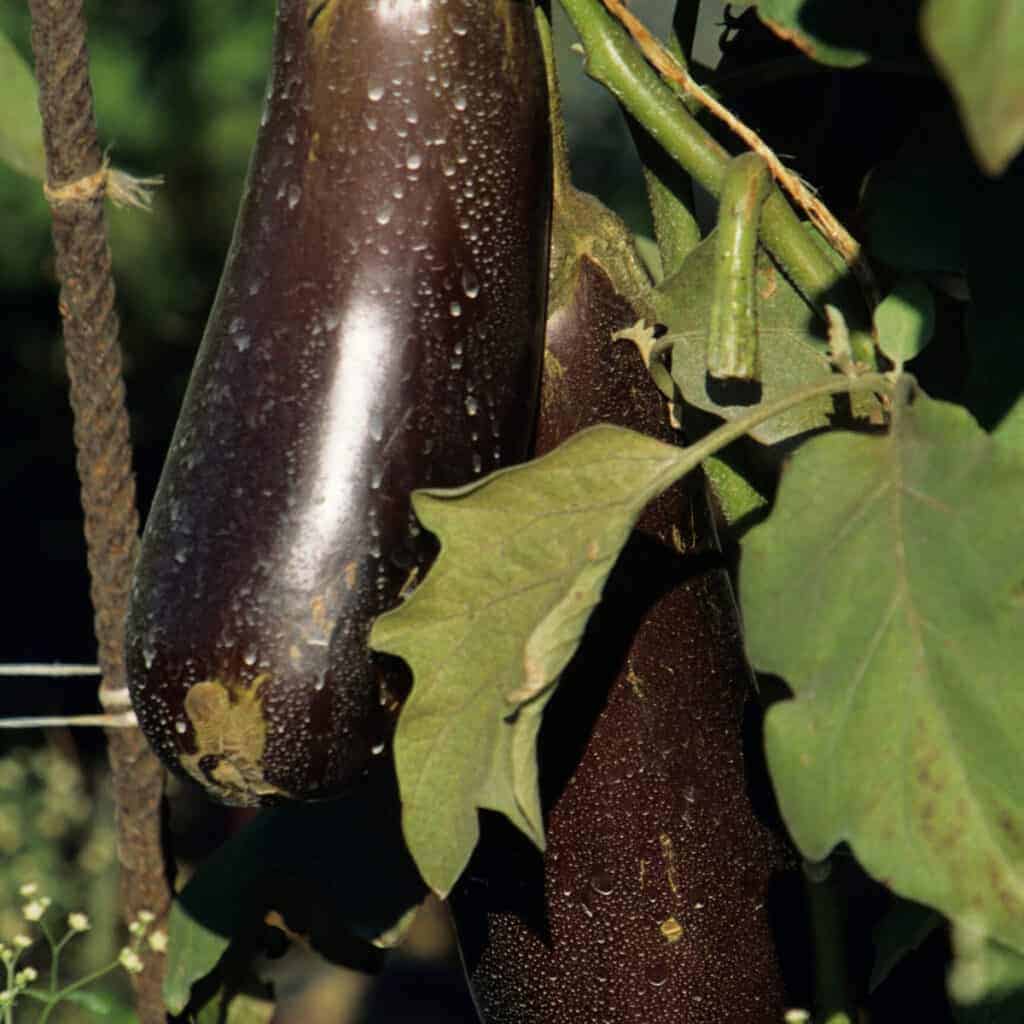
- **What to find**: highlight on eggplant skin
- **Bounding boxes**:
[126,0,551,806]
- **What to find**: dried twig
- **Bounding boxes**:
[601,0,878,309]
[27,2,170,1020]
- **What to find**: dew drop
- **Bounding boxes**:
[449,12,469,35]
[174,720,187,735]
[449,300,462,317]
[375,201,394,226]
[405,148,423,171]
[287,184,302,209]
[590,868,616,896]
[646,963,670,988]
[461,267,481,298]
[472,453,482,474]
[369,410,385,442]
[234,333,251,352]
[243,649,257,667]
[364,113,379,131]
[452,91,468,112]
[464,395,479,416]
[370,464,384,490]
[367,82,385,102]
[371,741,386,755]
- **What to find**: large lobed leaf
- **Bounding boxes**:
[370,424,689,896]
[921,0,1024,176]
[742,388,1024,957]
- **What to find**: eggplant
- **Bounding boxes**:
[449,198,798,1021]
[126,0,551,805]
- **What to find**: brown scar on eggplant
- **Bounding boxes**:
[179,677,290,805]
[659,832,680,897]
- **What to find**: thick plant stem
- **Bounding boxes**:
[708,153,771,380]
[27,2,170,1021]
[559,0,872,359]
[629,4,701,280]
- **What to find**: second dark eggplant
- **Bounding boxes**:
[450,185,798,1021]
[126,0,551,805]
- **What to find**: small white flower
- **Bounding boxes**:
[147,930,167,953]
[22,900,45,922]
[119,947,143,974]
[137,909,155,925]
[0,989,12,1006]
[14,967,37,987]
[12,935,31,950]
[67,912,90,933]
[129,920,144,936]
[17,883,37,898]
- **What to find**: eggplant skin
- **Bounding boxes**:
[450,255,795,1022]
[126,0,551,806]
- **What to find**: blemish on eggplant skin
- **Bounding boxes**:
[660,916,683,944]
[659,833,680,896]
[343,559,358,590]
[179,676,290,806]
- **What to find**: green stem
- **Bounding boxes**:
[805,859,855,1023]
[37,962,119,1024]
[557,0,864,328]
[708,153,771,380]
[680,373,893,472]
[49,930,74,995]
[629,6,701,279]
[4,956,13,1024]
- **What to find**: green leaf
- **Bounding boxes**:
[163,772,425,1014]
[921,0,1024,175]
[870,899,942,992]
[62,989,133,1017]
[755,0,922,68]
[742,387,1024,956]
[874,279,936,367]
[654,232,877,445]
[194,991,275,1024]
[370,424,688,896]
[0,28,44,180]
[964,173,1024,451]
[860,111,975,275]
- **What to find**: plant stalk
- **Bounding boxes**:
[26,1,170,1020]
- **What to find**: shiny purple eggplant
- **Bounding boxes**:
[126,0,551,805]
